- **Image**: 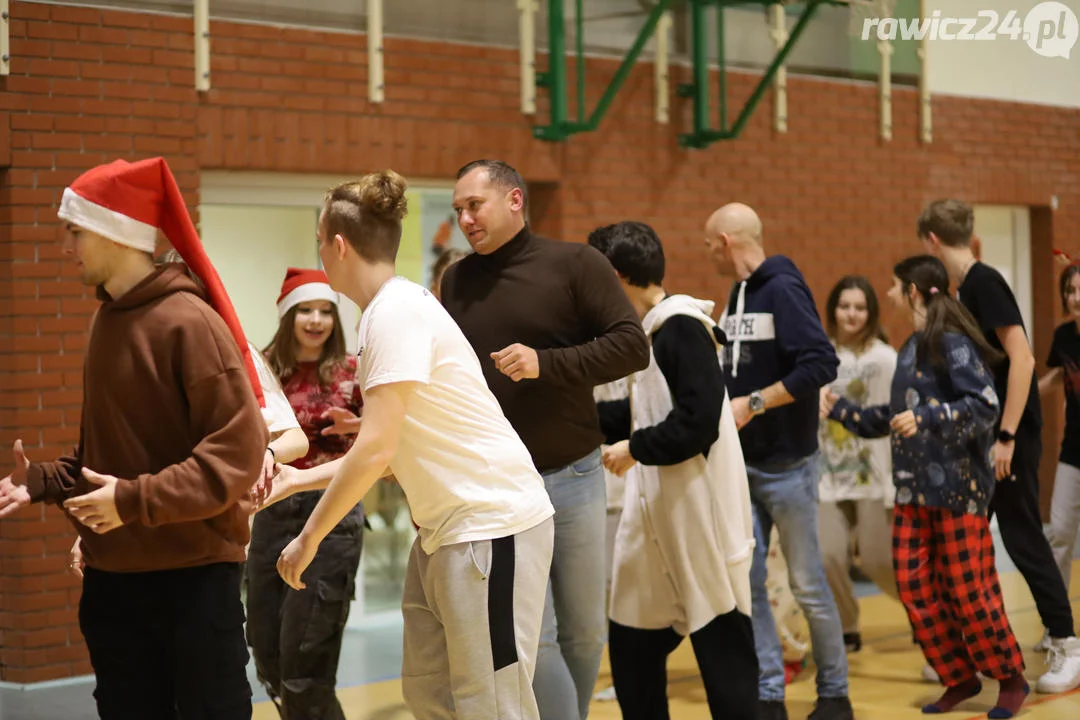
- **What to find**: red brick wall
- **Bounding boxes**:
[1,0,1078,682]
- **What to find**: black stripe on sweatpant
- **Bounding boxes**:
[488,534,518,672]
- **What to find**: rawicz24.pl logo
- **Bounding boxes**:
[861,2,1079,59]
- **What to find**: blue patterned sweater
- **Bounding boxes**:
[828,332,1000,516]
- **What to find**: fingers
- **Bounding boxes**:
[13,439,27,469]
[63,487,106,511]
[70,514,119,534]
[0,499,27,519]
[81,468,109,487]
[276,554,306,591]
[490,346,515,363]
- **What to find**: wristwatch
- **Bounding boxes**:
[997,429,1016,444]
[748,391,766,416]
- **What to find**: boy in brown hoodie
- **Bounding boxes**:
[0,158,268,719]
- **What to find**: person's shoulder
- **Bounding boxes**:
[1054,321,1077,341]
[364,280,433,330]
[656,313,713,339]
[159,290,233,342]
[940,330,981,356]
[868,338,898,360]
[967,262,1010,290]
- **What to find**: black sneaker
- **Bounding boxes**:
[808,696,855,720]
[843,632,862,652]
[759,699,789,720]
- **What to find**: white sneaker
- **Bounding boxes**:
[593,685,617,702]
[1036,637,1080,694]
[1034,630,1052,653]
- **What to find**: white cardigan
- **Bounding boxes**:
[609,295,755,635]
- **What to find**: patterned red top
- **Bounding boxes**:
[280,357,364,469]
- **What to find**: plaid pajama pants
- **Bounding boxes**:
[893,504,1025,685]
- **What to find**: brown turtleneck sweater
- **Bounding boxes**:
[440,227,650,473]
[26,265,267,573]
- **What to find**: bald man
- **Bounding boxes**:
[704,205,852,720]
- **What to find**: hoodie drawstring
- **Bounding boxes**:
[729,281,747,378]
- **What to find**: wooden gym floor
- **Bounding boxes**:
[253,561,1080,720]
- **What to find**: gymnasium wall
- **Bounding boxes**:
[1,0,1078,682]
[925,0,1080,108]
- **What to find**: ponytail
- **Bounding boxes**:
[893,255,1003,370]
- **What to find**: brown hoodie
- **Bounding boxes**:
[26,265,268,572]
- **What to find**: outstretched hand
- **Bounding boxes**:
[321,408,362,436]
[0,440,32,519]
[254,464,301,512]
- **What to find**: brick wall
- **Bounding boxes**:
[1,0,1078,682]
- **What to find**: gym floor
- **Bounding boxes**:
[3,537,1079,720]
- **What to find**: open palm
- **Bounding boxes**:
[0,440,32,519]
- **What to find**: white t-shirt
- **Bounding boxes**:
[356,277,554,553]
[249,342,300,435]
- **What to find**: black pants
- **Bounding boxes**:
[988,424,1075,638]
[609,610,758,720]
[245,493,363,720]
[79,562,252,720]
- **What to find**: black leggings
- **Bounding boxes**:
[609,610,758,720]
[245,493,364,720]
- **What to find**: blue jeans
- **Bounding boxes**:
[748,454,849,702]
[531,449,607,720]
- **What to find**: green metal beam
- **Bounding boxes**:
[679,0,830,148]
[534,0,674,142]
[533,0,844,146]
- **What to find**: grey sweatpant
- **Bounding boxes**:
[1048,462,1080,593]
[401,518,554,720]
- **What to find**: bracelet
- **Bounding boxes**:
[267,446,276,460]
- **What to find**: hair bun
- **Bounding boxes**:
[360,170,408,222]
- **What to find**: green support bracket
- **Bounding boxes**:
[678,1,834,149]
[532,0,845,146]
[533,0,674,142]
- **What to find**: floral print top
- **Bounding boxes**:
[828,332,1000,516]
[280,357,364,470]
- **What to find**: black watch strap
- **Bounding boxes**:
[997,429,1016,443]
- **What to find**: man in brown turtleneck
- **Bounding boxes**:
[440,159,649,720]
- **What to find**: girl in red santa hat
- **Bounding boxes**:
[245,268,365,720]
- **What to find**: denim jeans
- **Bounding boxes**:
[748,453,849,702]
[531,448,608,720]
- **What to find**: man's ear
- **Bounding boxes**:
[508,187,525,214]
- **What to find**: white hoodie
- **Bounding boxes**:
[609,295,755,635]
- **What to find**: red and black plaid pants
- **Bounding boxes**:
[893,504,1025,685]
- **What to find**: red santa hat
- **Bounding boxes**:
[57,157,266,408]
[277,268,338,319]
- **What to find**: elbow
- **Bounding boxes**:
[368,448,396,475]
[276,428,309,464]
[629,330,651,371]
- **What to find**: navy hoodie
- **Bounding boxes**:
[720,255,839,466]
